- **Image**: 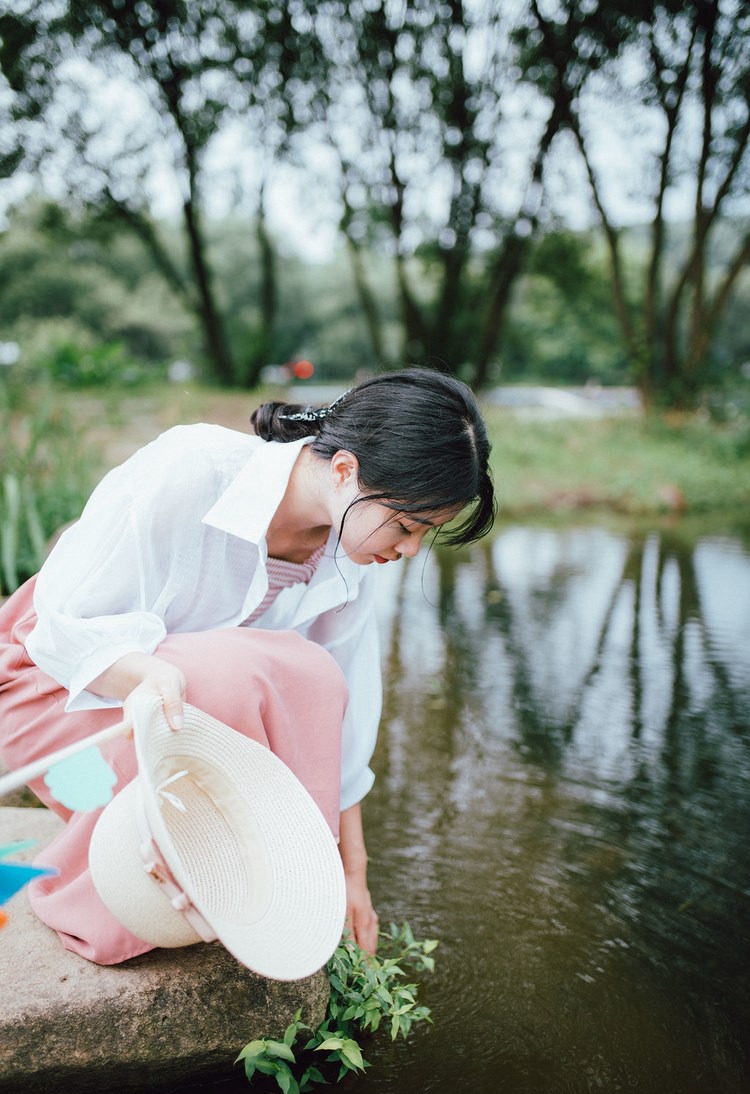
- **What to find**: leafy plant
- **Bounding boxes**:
[0,379,96,594]
[236,923,437,1093]
[41,339,158,387]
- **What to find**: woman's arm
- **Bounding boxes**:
[339,800,379,953]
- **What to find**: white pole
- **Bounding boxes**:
[0,719,130,798]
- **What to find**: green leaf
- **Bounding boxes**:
[423,939,438,954]
[274,1064,300,1094]
[266,1040,296,1063]
[364,1010,381,1032]
[236,1039,267,1062]
[340,1039,365,1071]
[299,1065,327,1090]
[316,1036,345,1051]
[255,1059,280,1075]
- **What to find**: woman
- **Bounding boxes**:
[0,367,496,964]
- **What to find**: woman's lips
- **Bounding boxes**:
[373,554,392,564]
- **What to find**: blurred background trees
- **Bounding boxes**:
[0,0,748,406]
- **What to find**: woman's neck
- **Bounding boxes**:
[265,448,332,563]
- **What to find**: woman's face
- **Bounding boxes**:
[327,449,463,565]
[336,498,462,565]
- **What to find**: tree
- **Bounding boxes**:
[523,0,750,406]
[286,0,636,388]
[0,0,302,386]
[289,0,526,384]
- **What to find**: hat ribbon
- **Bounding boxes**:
[155,770,189,812]
[139,833,217,944]
[134,777,217,945]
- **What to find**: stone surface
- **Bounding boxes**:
[0,807,330,1093]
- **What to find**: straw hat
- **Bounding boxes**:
[89,695,346,981]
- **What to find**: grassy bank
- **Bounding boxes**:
[3,381,749,595]
[62,383,750,516]
[480,405,749,518]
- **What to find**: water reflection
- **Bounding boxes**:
[362,522,750,1094]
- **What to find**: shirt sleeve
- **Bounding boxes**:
[25,429,207,711]
[307,567,382,811]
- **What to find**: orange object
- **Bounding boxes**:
[0,908,8,929]
[292,359,314,379]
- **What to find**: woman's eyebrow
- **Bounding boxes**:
[400,514,440,527]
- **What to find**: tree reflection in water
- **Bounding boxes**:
[367,522,750,1094]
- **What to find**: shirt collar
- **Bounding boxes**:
[201,434,365,611]
[201,436,312,542]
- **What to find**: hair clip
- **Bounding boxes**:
[278,388,351,423]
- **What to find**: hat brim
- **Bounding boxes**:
[90,697,346,981]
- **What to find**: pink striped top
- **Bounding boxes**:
[244,544,326,625]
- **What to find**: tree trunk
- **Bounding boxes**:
[181,194,235,386]
[473,91,567,389]
[644,18,696,360]
[473,231,531,390]
[103,195,191,304]
[244,184,277,388]
[345,235,386,367]
[386,171,427,361]
[569,110,637,365]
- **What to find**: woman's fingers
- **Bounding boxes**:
[124,662,187,733]
[345,883,380,954]
[162,696,185,731]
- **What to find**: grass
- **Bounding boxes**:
[17,380,750,523]
[481,405,750,518]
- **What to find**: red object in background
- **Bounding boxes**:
[292,359,315,380]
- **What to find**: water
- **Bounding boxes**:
[198,519,750,1094]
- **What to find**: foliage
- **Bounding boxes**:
[0,0,313,387]
[1,2,749,400]
[0,200,195,375]
[517,0,750,407]
[40,340,161,388]
[236,923,437,1093]
[505,231,629,384]
[0,378,97,594]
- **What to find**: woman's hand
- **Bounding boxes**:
[338,801,379,953]
[89,652,187,732]
[344,872,379,954]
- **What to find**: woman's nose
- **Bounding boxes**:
[397,535,421,558]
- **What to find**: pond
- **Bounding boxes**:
[202,517,750,1094]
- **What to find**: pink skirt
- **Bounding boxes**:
[0,578,347,964]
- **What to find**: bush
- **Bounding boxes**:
[236,923,437,1092]
[40,340,162,387]
[0,379,97,593]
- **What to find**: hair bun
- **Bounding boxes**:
[250,401,324,441]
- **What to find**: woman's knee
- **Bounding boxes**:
[273,632,348,712]
[156,627,347,723]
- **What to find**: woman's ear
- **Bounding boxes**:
[330,450,360,491]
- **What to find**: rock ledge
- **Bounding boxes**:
[0,807,329,1093]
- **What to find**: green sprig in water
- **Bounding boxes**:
[236,922,437,1093]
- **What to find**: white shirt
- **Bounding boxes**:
[26,424,382,810]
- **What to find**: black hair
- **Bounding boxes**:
[250,368,496,546]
